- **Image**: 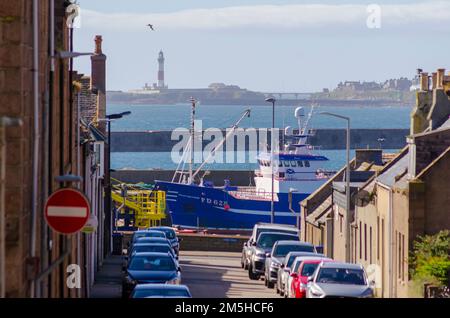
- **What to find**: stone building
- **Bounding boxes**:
[0,1,106,298]
[302,68,450,298]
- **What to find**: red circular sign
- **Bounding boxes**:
[44,188,90,234]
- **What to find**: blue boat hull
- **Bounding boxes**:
[155,181,308,229]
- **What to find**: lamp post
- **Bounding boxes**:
[265,97,276,224]
[100,111,131,255]
[319,112,351,262]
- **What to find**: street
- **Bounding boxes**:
[180,251,275,298]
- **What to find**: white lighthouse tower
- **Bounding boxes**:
[157,50,166,89]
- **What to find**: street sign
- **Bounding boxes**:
[44,188,90,234]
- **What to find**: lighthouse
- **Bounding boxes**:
[157,50,166,89]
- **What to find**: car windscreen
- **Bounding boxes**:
[135,237,168,244]
[256,233,299,249]
[128,255,176,271]
[133,232,165,242]
[256,228,297,240]
[301,263,320,277]
[158,229,176,240]
[316,268,366,285]
[133,288,189,298]
[273,244,315,257]
[132,245,171,255]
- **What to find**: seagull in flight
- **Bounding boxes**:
[147,24,155,31]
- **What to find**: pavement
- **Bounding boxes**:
[90,256,123,298]
[180,251,276,298]
[89,251,279,298]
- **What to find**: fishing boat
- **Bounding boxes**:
[155,99,335,229]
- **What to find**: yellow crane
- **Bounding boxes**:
[111,178,166,229]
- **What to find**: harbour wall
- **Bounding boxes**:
[112,170,255,186]
[111,129,409,152]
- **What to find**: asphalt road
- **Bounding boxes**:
[180,251,277,298]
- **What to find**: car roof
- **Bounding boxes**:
[301,258,333,264]
[132,252,173,257]
[319,262,363,270]
[135,237,168,241]
[275,241,312,246]
[134,284,189,291]
[256,223,299,230]
[149,226,175,231]
[258,231,298,237]
[293,255,329,263]
[286,251,318,258]
[132,243,171,248]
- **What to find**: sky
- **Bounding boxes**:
[73,0,450,92]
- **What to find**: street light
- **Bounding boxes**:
[265,97,276,224]
[318,111,351,262]
[101,111,131,255]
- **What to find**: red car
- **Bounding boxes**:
[290,259,333,298]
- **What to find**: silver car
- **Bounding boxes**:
[306,262,374,298]
[276,252,321,296]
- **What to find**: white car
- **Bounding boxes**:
[285,255,331,298]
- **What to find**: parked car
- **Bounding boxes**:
[264,241,316,288]
[285,255,329,298]
[247,232,299,280]
[241,223,300,270]
[306,262,374,298]
[130,243,177,260]
[122,252,181,298]
[149,226,181,255]
[128,230,167,251]
[290,258,334,298]
[276,251,320,296]
[130,284,191,298]
[133,237,171,247]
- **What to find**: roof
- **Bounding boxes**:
[293,255,331,263]
[134,284,189,290]
[416,146,450,180]
[319,262,363,270]
[377,151,410,188]
[275,241,313,246]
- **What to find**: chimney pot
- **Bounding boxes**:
[95,35,103,55]
[431,72,437,90]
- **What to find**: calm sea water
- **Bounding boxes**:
[108,103,410,171]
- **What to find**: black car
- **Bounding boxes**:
[149,226,181,255]
[122,252,181,298]
[130,243,177,260]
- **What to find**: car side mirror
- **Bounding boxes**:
[280,264,285,268]
[265,253,271,257]
[252,241,257,246]
[307,276,314,283]
[243,242,247,247]
[290,273,298,278]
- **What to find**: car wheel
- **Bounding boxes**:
[248,264,259,280]
[244,259,249,270]
[275,283,280,294]
[267,280,274,289]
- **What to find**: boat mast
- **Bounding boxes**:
[193,108,251,180]
[189,97,196,184]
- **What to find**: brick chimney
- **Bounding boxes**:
[436,68,445,89]
[91,35,107,132]
[420,72,429,91]
[431,72,437,90]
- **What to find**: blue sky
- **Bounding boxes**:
[73,1,450,92]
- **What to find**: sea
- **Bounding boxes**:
[108,103,411,172]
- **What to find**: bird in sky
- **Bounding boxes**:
[147,24,154,31]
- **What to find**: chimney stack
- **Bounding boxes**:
[420,72,429,91]
[431,72,437,90]
[436,68,445,89]
[91,35,107,132]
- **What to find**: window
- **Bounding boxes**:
[359,221,362,259]
[297,161,303,167]
[369,226,373,264]
[377,217,380,261]
[283,161,290,167]
[364,223,367,261]
[304,161,310,167]
[279,172,285,178]
[398,232,401,279]
[290,160,297,167]
[278,160,283,167]
[401,234,405,280]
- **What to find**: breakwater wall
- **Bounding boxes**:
[112,170,255,186]
[111,129,409,152]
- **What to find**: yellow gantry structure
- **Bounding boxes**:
[111,178,166,229]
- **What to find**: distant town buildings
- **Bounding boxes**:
[335,77,414,93]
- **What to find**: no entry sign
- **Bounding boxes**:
[44,188,90,234]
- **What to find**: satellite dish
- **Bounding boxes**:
[285,126,293,136]
[295,107,304,118]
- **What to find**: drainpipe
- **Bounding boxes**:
[30,0,40,298]
[379,182,394,298]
